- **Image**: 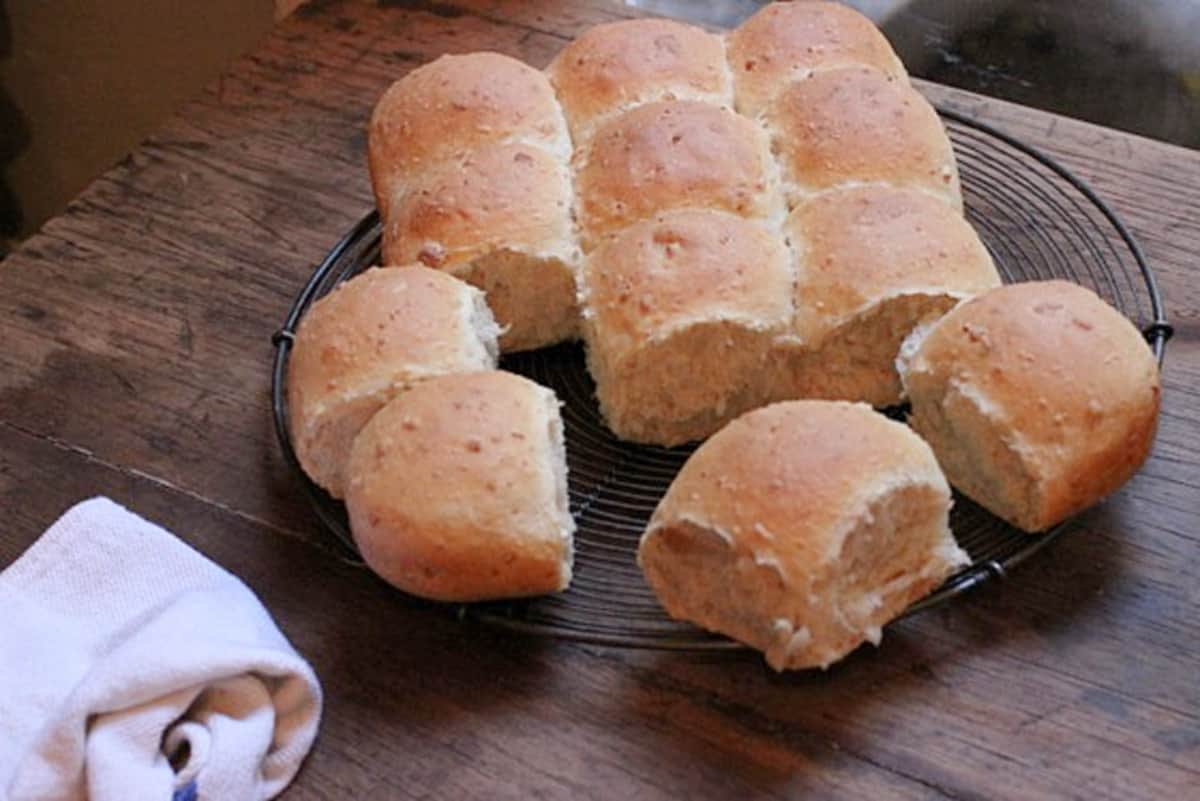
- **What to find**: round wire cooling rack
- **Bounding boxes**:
[271,107,1172,650]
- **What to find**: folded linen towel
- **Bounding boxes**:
[0,497,322,801]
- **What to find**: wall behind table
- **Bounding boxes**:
[0,0,302,251]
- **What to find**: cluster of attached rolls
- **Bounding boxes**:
[286,2,1160,670]
[287,266,574,601]
[550,4,999,446]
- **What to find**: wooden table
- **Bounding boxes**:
[2,1,1197,797]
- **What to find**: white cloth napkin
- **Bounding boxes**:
[0,497,322,801]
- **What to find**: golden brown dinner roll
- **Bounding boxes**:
[727,1,907,116]
[639,401,967,670]
[575,100,780,246]
[771,185,1000,406]
[368,52,570,219]
[546,18,732,143]
[287,266,500,498]
[345,371,574,602]
[765,66,960,208]
[581,209,793,445]
[900,280,1160,532]
[382,142,580,352]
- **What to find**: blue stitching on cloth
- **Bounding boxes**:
[172,779,198,801]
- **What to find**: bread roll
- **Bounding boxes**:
[771,185,1000,406]
[639,401,967,670]
[345,371,574,601]
[287,266,500,498]
[547,18,732,144]
[899,280,1160,532]
[575,100,780,247]
[765,66,960,208]
[368,52,570,219]
[581,209,793,445]
[382,142,580,352]
[369,53,579,353]
[727,1,907,116]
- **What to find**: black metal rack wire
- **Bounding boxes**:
[271,108,1172,649]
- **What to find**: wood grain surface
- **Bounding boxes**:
[1,1,1198,798]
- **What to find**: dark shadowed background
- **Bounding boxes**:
[2,0,1198,255]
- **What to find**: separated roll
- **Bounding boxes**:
[899,280,1160,532]
[345,371,574,601]
[639,401,967,670]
